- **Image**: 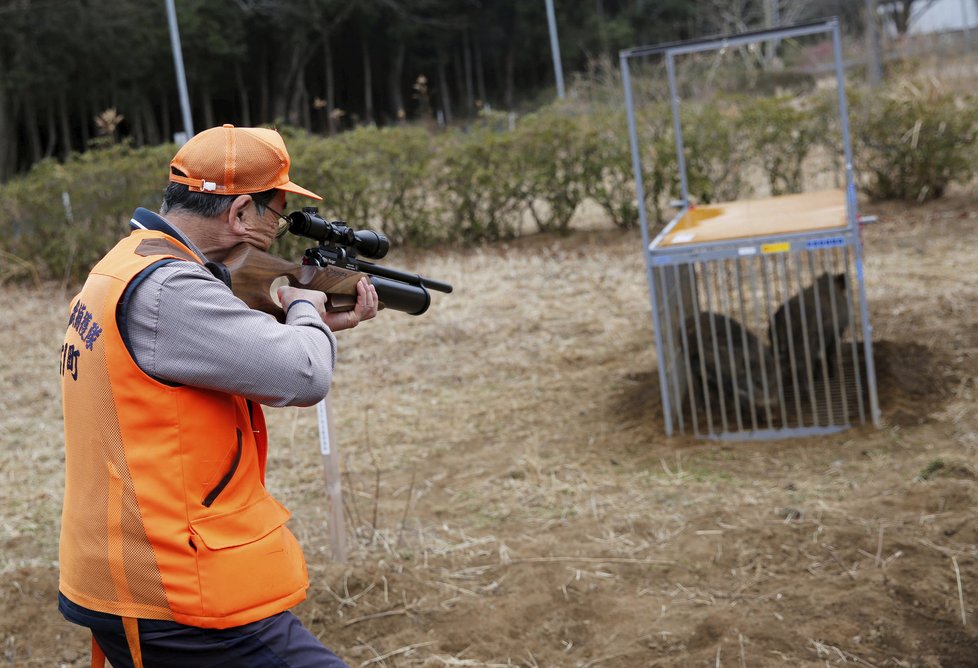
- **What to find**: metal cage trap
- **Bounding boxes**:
[620,19,881,440]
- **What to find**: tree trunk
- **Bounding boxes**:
[90,98,101,142]
[324,31,337,134]
[0,79,13,181]
[142,97,160,145]
[159,87,171,144]
[259,48,270,123]
[452,44,467,117]
[130,101,144,148]
[276,44,303,122]
[45,105,57,157]
[201,86,215,130]
[504,41,515,112]
[389,41,406,121]
[437,56,453,124]
[78,96,91,147]
[292,74,309,129]
[462,29,475,113]
[288,70,301,126]
[474,35,486,108]
[24,96,43,164]
[361,38,374,125]
[58,91,73,158]
[235,64,251,126]
[891,0,913,34]
[596,0,610,62]
[865,0,882,87]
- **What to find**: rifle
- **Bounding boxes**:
[222,208,452,320]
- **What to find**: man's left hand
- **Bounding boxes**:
[324,277,378,331]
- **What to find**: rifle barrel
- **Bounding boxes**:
[420,276,453,294]
[352,259,453,294]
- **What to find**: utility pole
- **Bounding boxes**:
[165,0,194,142]
[865,0,883,87]
[763,0,781,66]
[544,0,566,99]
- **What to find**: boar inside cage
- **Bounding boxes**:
[621,19,881,439]
[650,233,880,439]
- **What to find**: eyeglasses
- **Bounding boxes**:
[267,204,291,239]
[252,195,290,238]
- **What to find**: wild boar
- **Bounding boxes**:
[769,272,849,385]
[684,311,778,420]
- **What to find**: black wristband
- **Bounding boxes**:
[285,299,317,315]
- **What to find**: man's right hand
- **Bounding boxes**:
[277,278,378,331]
[277,285,328,316]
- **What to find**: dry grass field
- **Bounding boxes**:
[1,188,976,667]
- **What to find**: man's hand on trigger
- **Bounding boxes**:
[323,278,378,331]
[276,279,377,331]
[277,286,328,316]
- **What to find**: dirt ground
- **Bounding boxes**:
[1,187,976,667]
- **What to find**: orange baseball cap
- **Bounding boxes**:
[169,124,321,200]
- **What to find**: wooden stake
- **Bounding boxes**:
[317,396,347,564]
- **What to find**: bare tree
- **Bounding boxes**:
[878,0,941,35]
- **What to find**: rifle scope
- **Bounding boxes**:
[287,208,389,260]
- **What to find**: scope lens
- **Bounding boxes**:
[354,230,389,259]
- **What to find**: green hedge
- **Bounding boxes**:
[1,78,975,284]
[0,141,172,283]
[850,78,978,201]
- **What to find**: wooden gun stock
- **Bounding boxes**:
[222,243,365,321]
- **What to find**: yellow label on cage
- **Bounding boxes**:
[761,242,791,254]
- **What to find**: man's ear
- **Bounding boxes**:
[226,195,254,235]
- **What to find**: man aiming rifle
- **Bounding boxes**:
[58,124,376,667]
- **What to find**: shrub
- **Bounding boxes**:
[4,78,977,285]
[851,78,978,201]
[572,103,681,230]
[434,126,525,243]
[739,94,831,196]
[0,140,170,283]
[635,105,681,227]
[577,108,638,229]
[288,125,437,248]
[513,109,588,235]
[679,97,751,204]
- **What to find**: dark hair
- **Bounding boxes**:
[160,168,277,217]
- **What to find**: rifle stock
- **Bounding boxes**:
[222,243,364,321]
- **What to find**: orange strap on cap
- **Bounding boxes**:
[169,173,221,192]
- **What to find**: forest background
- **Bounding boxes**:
[0,0,964,181]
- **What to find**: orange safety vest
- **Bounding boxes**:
[59,229,308,631]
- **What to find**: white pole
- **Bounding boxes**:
[316,396,347,563]
[165,0,194,141]
[544,0,566,99]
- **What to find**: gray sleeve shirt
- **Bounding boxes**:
[125,259,337,408]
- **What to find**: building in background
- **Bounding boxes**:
[902,0,977,34]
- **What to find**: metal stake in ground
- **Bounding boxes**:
[316,395,347,564]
